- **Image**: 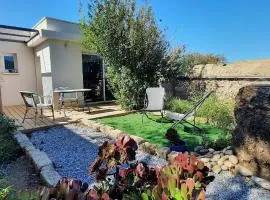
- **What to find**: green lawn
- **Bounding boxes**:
[96,113,230,151]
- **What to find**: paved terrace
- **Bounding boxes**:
[3,103,126,132]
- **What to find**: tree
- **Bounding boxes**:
[184,52,226,70]
[81,0,169,110]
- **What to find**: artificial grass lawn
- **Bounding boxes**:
[96,113,229,151]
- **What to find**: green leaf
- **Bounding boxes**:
[141,192,149,200]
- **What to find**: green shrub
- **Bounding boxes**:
[165,94,235,130]
[0,114,22,163]
[197,95,235,129]
[165,97,193,113]
[202,133,232,150]
[0,178,13,199]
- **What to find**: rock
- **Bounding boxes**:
[235,165,254,177]
[233,85,270,180]
[167,151,179,163]
[212,165,222,174]
[109,129,123,138]
[198,149,209,155]
[217,159,224,166]
[194,146,204,152]
[217,156,229,166]
[208,148,215,153]
[203,153,213,158]
[28,149,53,170]
[130,135,146,145]
[205,163,212,170]
[190,152,200,157]
[224,150,233,155]
[139,142,157,155]
[219,153,224,157]
[213,151,221,155]
[251,176,270,191]
[229,155,239,165]
[221,165,228,171]
[224,160,233,168]
[157,147,170,159]
[211,154,221,162]
[40,165,61,187]
[14,132,35,151]
[225,146,232,150]
[200,158,210,163]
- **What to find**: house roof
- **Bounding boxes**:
[0,24,39,43]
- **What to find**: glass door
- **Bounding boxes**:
[82,54,104,102]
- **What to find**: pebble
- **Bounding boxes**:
[224,150,233,155]
[212,154,221,162]
[194,145,204,152]
[200,158,210,163]
[221,165,228,171]
[199,149,209,155]
[236,165,254,177]
[212,165,222,174]
[229,155,239,165]
[224,160,233,168]
[251,176,270,191]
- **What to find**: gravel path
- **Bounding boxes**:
[30,124,270,199]
[206,172,270,200]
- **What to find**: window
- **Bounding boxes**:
[2,54,17,73]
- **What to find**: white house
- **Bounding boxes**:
[0,17,112,110]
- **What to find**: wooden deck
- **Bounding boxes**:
[3,103,127,132]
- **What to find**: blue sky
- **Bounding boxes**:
[0,0,269,62]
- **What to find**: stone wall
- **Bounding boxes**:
[233,84,270,181]
[164,60,270,100]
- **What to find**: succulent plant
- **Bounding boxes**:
[40,136,213,200]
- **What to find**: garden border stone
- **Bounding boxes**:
[13,131,61,187]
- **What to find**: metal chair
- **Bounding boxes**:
[20,91,54,124]
[166,91,213,133]
[141,87,165,123]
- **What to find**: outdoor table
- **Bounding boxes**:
[54,88,92,115]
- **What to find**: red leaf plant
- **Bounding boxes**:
[39,135,214,200]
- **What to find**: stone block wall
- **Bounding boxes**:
[164,60,270,100]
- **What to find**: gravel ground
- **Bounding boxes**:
[206,172,270,200]
[30,124,270,199]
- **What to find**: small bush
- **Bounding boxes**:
[165,94,235,130]
[0,178,13,199]
[202,134,232,150]
[0,114,22,163]
[197,95,235,129]
[165,97,193,113]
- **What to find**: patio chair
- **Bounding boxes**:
[141,87,165,123]
[166,91,212,133]
[20,91,54,124]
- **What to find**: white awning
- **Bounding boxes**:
[0,25,39,43]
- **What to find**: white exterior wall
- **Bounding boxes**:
[0,41,37,106]
[34,41,53,98]
[49,40,83,90]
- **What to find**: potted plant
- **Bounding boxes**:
[165,128,187,152]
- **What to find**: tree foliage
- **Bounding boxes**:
[81,0,169,110]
